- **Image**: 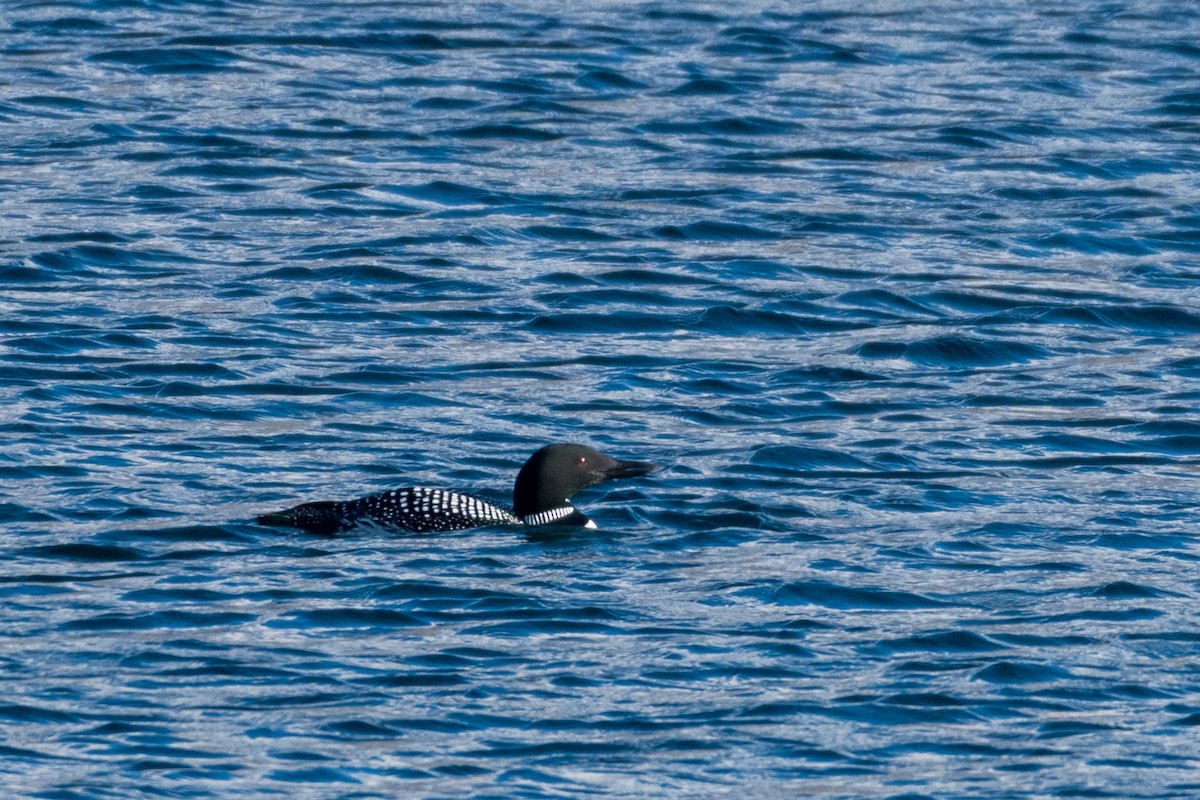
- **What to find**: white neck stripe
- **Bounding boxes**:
[521,506,578,526]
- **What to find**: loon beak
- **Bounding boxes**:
[601,458,659,481]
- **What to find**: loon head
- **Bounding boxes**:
[512,443,658,526]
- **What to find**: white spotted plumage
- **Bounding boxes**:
[519,506,580,527]
[333,487,520,533]
[323,488,585,532]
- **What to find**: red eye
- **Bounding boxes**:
[578,457,587,466]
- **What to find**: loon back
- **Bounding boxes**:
[256,487,520,535]
[257,443,658,535]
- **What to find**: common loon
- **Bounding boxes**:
[256,443,658,535]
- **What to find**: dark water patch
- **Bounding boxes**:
[707,26,796,55]
[11,95,108,116]
[413,96,485,110]
[824,700,979,726]
[1035,608,1164,624]
[1127,419,1200,438]
[87,47,250,74]
[121,587,235,604]
[1170,713,1200,726]
[750,444,874,472]
[882,693,970,708]
[322,719,400,739]
[115,361,245,380]
[651,220,780,240]
[168,32,452,51]
[1037,720,1119,740]
[0,704,83,725]
[523,311,678,334]
[358,672,467,688]
[388,180,506,206]
[1023,231,1158,256]
[974,661,1075,684]
[741,146,897,164]
[0,572,148,588]
[591,267,716,288]
[935,125,1012,149]
[1087,532,1190,551]
[875,631,1007,654]
[639,116,796,137]
[698,304,858,335]
[0,744,65,761]
[1041,304,1200,334]
[61,610,256,631]
[1088,581,1175,599]
[989,633,1097,648]
[431,604,631,627]
[614,186,733,205]
[666,77,743,95]
[20,543,146,562]
[0,502,57,523]
[163,163,305,181]
[30,244,198,277]
[444,124,563,141]
[576,68,645,91]
[963,394,1105,409]
[771,365,886,384]
[258,263,433,285]
[768,580,957,610]
[27,231,131,245]
[466,739,636,758]
[524,224,617,242]
[267,766,359,783]
[836,288,941,319]
[267,608,426,629]
[235,691,373,711]
[858,335,1049,368]
[994,185,1165,202]
[13,16,110,33]
[458,618,625,637]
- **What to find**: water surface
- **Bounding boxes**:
[3,1,1200,797]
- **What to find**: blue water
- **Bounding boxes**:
[3,0,1200,797]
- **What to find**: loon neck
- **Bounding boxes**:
[511,472,569,520]
[519,505,595,528]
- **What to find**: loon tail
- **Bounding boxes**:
[256,501,345,535]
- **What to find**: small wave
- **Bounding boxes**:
[61,610,255,631]
[876,631,1006,653]
[769,580,957,610]
[857,335,1047,367]
[87,47,249,74]
[651,220,780,240]
[973,661,1074,684]
[750,445,873,472]
[444,124,562,141]
[576,68,645,91]
[266,608,425,629]
[666,77,742,95]
[21,543,144,561]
